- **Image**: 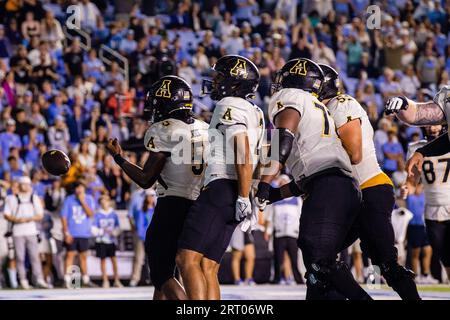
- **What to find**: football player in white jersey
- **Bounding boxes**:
[384,86,450,178]
[405,125,450,282]
[175,55,264,300]
[106,76,208,300]
[255,58,371,300]
[319,64,420,300]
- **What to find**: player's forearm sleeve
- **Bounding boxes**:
[416,133,450,157]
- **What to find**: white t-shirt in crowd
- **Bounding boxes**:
[3,193,44,237]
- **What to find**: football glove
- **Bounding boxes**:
[385,96,408,115]
[235,196,252,222]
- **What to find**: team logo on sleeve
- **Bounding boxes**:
[230,59,248,78]
[155,80,172,98]
[289,59,307,75]
[222,108,233,121]
[276,101,284,110]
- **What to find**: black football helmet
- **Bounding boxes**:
[271,58,324,96]
[143,75,193,123]
[318,63,340,100]
[201,55,260,101]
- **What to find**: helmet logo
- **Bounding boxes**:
[222,108,233,121]
[289,59,307,75]
[147,136,156,149]
[155,80,172,98]
[230,59,248,78]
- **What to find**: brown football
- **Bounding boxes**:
[41,150,71,176]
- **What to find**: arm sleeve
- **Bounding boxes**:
[433,85,450,121]
[417,133,450,157]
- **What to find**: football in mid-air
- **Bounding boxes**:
[41,149,71,176]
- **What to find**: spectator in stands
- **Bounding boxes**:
[3,176,47,289]
[61,181,96,288]
[406,183,438,284]
[400,65,420,99]
[382,127,404,177]
[44,179,66,286]
[47,115,70,154]
[76,0,100,32]
[93,194,123,288]
[0,118,21,162]
[0,25,13,65]
[21,11,40,42]
[84,49,105,82]
[129,188,155,287]
[192,45,210,75]
[40,11,64,50]
[379,67,403,101]
[178,58,196,84]
[230,228,256,286]
[119,30,138,56]
[64,37,84,79]
[416,47,441,89]
[222,27,244,55]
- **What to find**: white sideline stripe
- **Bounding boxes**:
[0,285,449,300]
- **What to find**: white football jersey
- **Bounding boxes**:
[204,96,264,185]
[434,85,450,137]
[407,140,450,219]
[268,88,353,179]
[144,118,209,200]
[326,94,382,185]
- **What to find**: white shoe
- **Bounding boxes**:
[129,280,138,287]
[20,279,31,290]
[64,274,72,289]
[421,274,439,285]
[113,280,124,288]
[36,279,49,289]
[102,280,110,288]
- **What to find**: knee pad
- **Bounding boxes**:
[305,260,336,292]
[380,262,415,285]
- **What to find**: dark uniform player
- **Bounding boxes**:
[176,55,264,300]
[255,58,371,300]
[384,86,450,177]
[405,125,450,282]
[319,64,420,300]
[106,76,208,300]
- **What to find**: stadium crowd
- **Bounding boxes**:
[0,0,449,289]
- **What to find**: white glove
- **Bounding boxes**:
[240,210,257,232]
[235,196,252,222]
[385,96,408,115]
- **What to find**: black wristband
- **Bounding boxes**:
[113,154,125,166]
[257,181,271,197]
[268,185,283,204]
[288,180,303,197]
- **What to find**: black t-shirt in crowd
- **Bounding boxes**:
[10,55,31,84]
[64,50,84,77]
